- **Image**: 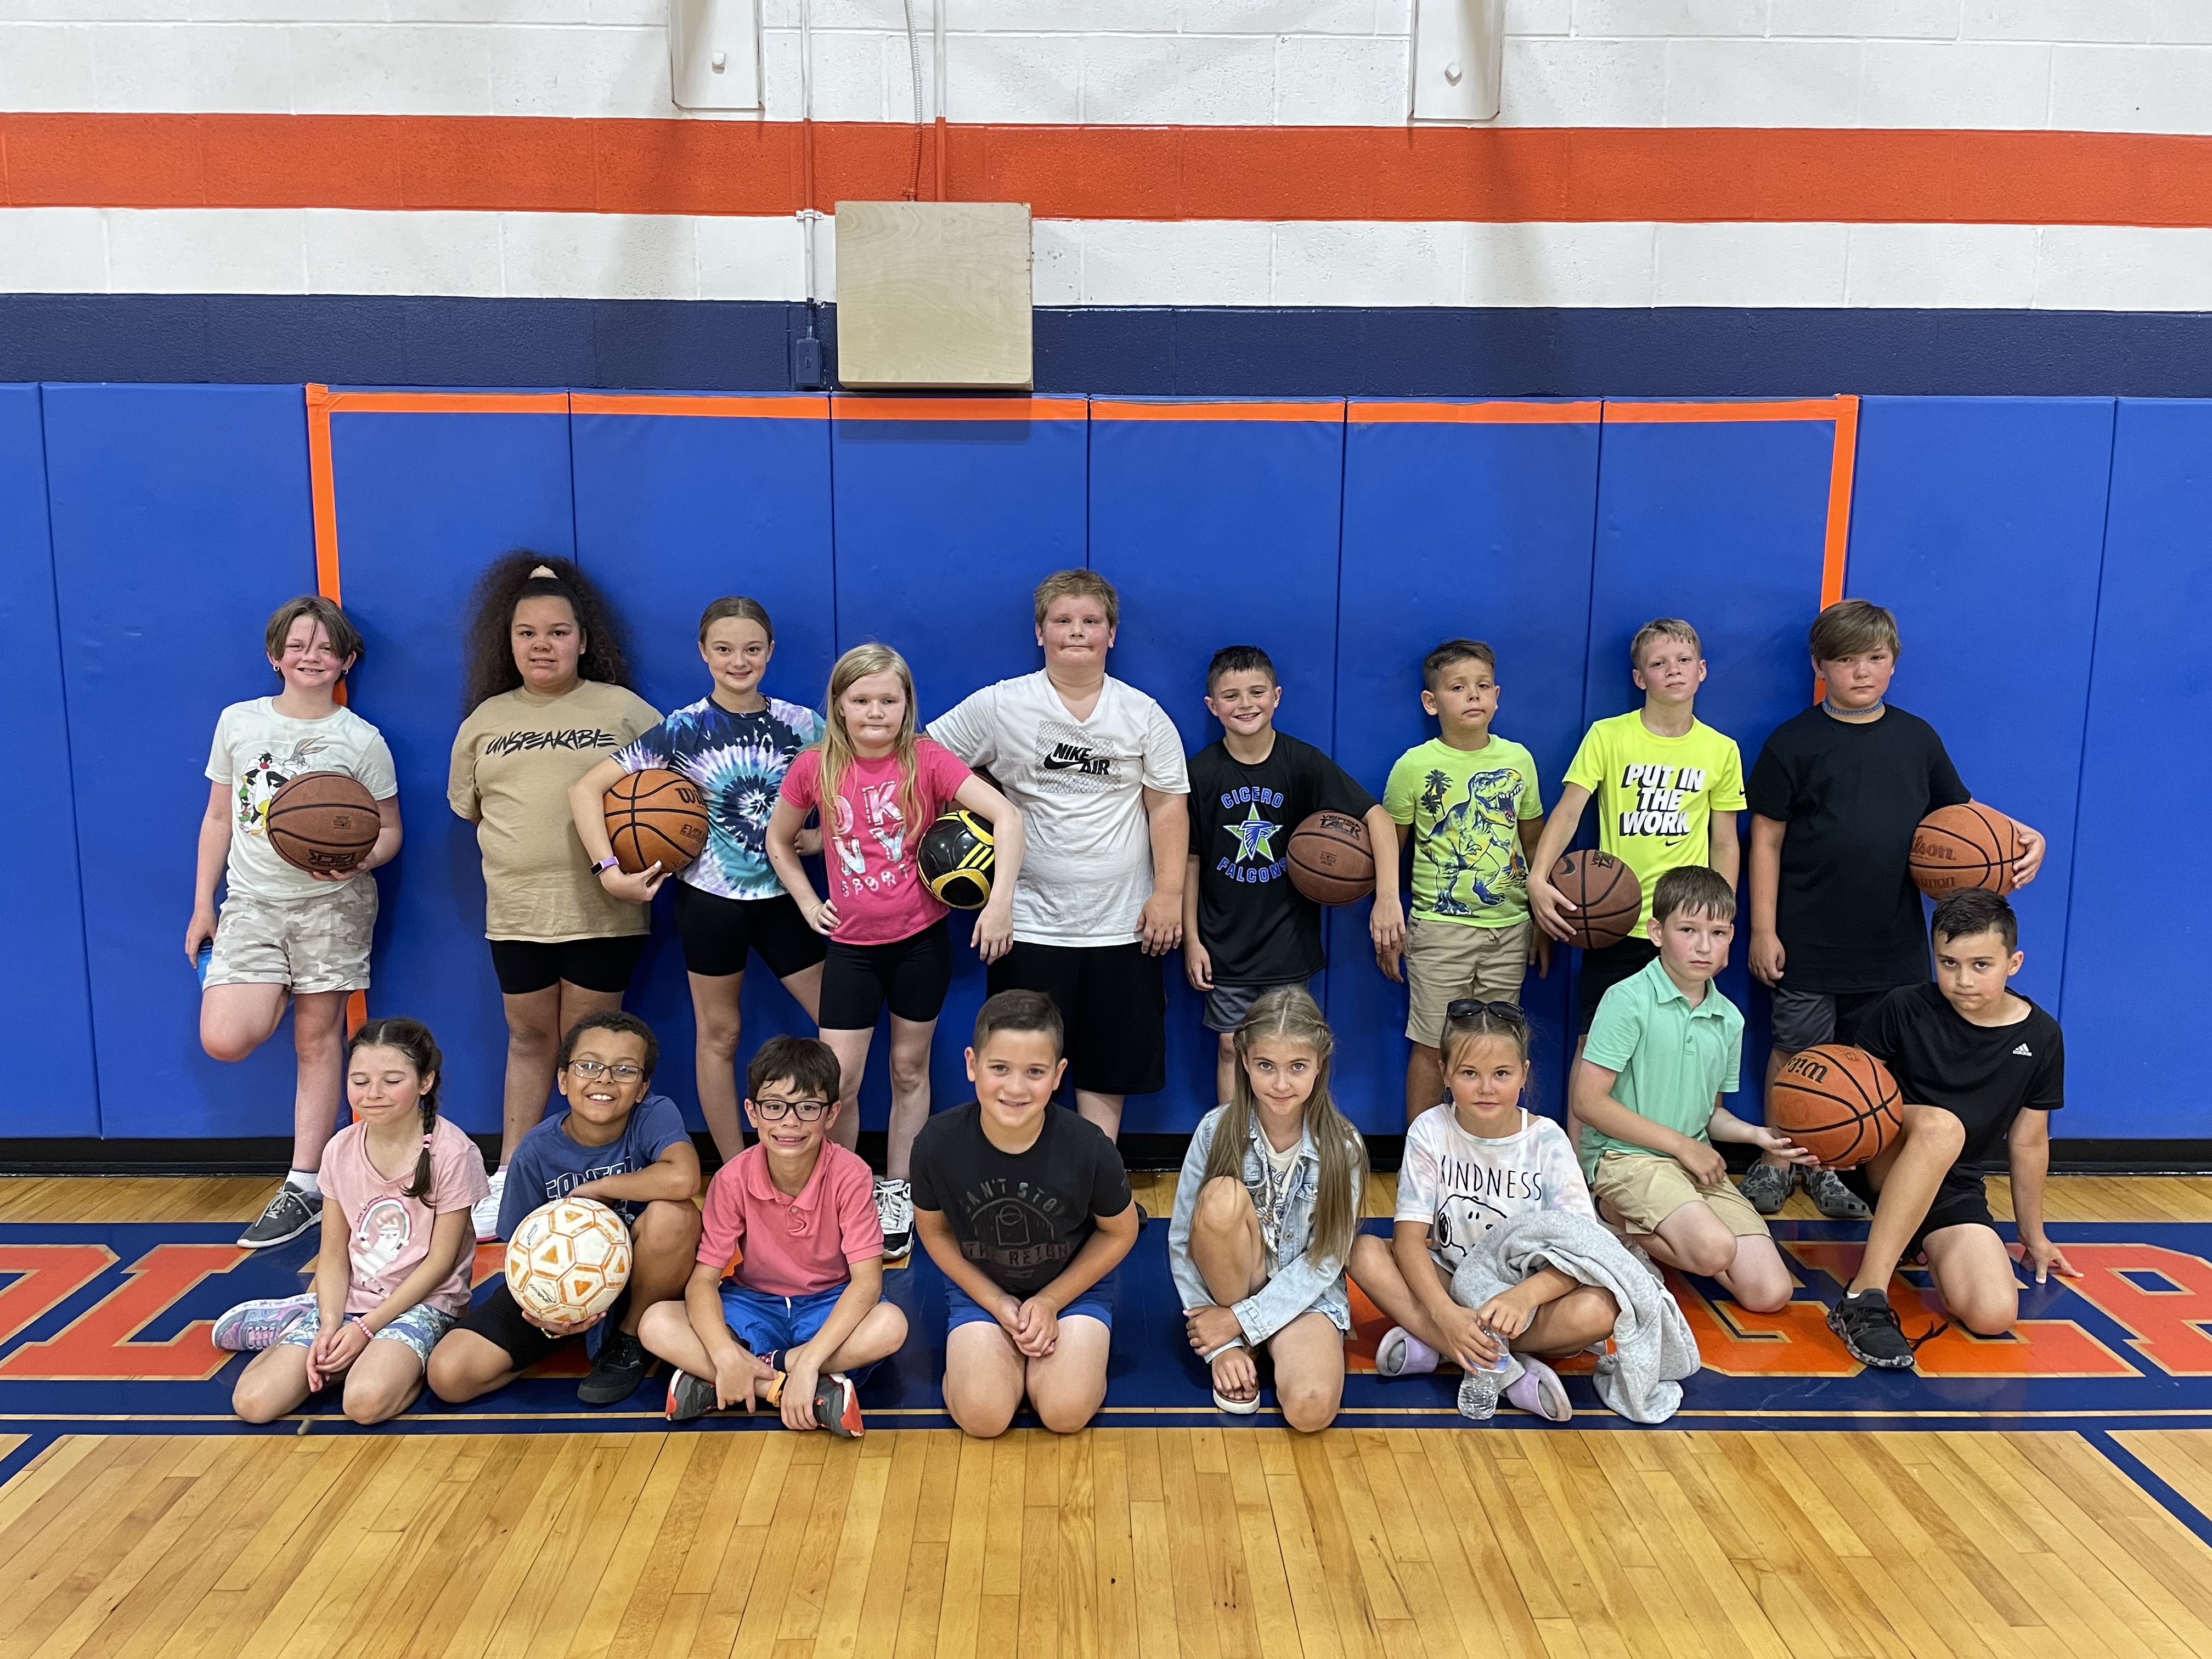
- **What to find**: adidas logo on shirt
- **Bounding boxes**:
[2012,1043,2033,1057]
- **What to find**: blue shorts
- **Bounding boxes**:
[718,1282,848,1358]
[944,1278,1114,1336]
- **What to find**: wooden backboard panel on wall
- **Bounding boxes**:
[834,201,1034,390]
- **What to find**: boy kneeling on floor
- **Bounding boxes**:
[642,1035,907,1435]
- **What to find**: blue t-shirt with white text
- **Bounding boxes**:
[499,1094,689,1238]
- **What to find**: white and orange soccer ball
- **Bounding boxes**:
[504,1196,633,1324]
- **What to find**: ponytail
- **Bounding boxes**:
[348,1017,444,1200]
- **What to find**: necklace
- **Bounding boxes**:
[1822,697,1883,719]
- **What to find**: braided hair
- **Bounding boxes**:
[349,1017,445,1199]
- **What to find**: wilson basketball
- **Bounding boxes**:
[603,768,709,874]
[1548,850,1642,950]
[918,808,995,909]
[1910,802,2021,897]
[264,771,380,874]
[1769,1044,1903,1170]
[1286,811,1376,906]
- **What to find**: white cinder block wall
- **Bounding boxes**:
[3,1,2210,309]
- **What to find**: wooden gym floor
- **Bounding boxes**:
[5,1173,2212,1658]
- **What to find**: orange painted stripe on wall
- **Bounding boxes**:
[8,116,2212,226]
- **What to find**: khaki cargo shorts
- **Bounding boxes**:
[1590,1149,1769,1239]
[1403,916,1530,1045]
[205,878,376,995]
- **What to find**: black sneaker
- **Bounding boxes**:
[1804,1169,1871,1220]
[579,1329,651,1405]
[1827,1289,1916,1369]
[238,1184,321,1249]
[665,1368,717,1422]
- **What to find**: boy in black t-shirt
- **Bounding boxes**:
[1743,599,2046,1221]
[910,990,1139,1436]
[1821,890,2078,1370]
[1183,646,1403,1103]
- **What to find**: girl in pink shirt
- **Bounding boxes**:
[768,644,1024,1261]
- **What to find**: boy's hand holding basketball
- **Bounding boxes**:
[1743,1125,1817,1167]
[2019,1234,2081,1285]
[2010,820,2045,888]
[1527,875,1576,945]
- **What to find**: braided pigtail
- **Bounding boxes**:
[348,1017,444,1200]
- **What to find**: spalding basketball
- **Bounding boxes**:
[603,768,708,874]
[1548,850,1642,950]
[504,1197,632,1324]
[1286,811,1376,906]
[265,771,380,874]
[1910,802,2021,898]
[1769,1045,1903,1170]
[918,808,995,910]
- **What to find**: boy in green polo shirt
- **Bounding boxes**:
[1571,867,1810,1315]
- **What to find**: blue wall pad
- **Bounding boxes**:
[330,402,578,1136]
[0,386,101,1136]
[1331,404,1605,1130]
[570,396,838,1130]
[1846,397,2116,1015]
[43,385,318,1138]
[2062,399,2209,1139]
[1089,401,1350,1133]
[828,400,1091,1129]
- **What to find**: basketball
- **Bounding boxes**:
[1548,850,1643,950]
[504,1196,633,1324]
[602,768,709,874]
[1910,802,2021,897]
[264,771,381,874]
[1286,810,1375,905]
[918,808,996,909]
[1769,1044,1904,1170]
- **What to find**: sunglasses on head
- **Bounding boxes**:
[1444,998,1527,1024]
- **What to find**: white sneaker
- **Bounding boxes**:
[472,1166,507,1241]
[873,1177,913,1260]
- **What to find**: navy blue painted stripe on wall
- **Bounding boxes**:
[9,297,2212,397]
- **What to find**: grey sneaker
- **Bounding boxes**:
[665,1368,717,1422]
[1827,1288,1916,1369]
[872,1177,913,1261]
[238,1184,321,1249]
[212,1292,315,1351]
[1738,1161,1795,1216]
[1803,1168,1871,1220]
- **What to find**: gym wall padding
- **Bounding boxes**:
[42,385,318,1138]
[1843,397,2115,1013]
[329,401,578,1135]
[829,400,1090,1128]
[0,386,101,1137]
[2062,399,2210,1139]
[1587,405,1849,1112]
[1088,400,1349,1133]
[569,396,837,1127]
[1330,404,1604,1131]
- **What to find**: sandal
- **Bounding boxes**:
[1210,1342,1260,1415]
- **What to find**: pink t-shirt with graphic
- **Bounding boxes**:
[779,738,972,945]
[697,1141,885,1299]
[319,1116,489,1317]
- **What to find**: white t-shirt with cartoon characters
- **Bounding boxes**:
[1395,1105,1594,1275]
[206,698,398,902]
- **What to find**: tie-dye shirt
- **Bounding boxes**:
[613,695,821,901]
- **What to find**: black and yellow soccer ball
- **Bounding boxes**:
[917,808,996,910]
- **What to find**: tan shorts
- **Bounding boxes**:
[205,879,377,995]
[1403,916,1529,1044]
[1590,1150,1769,1239]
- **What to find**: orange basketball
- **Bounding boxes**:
[1286,811,1376,905]
[1910,802,2021,898]
[1548,850,1642,950]
[603,768,708,874]
[265,771,380,874]
[1769,1044,1903,1170]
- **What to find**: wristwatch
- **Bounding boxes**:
[590,855,621,876]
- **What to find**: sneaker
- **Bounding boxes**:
[1738,1161,1795,1216]
[1827,1288,1916,1369]
[873,1177,913,1261]
[665,1368,718,1423]
[1375,1326,1440,1378]
[1804,1168,1872,1220]
[472,1167,507,1242]
[812,1372,865,1438]
[212,1293,315,1352]
[578,1328,651,1405]
[238,1184,321,1249]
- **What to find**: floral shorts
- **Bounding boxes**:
[276,1302,456,1368]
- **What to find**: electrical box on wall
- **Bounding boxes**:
[669,0,760,111]
[1411,0,1504,123]
[834,202,1034,391]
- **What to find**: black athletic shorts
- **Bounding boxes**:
[671,882,826,981]
[1840,1166,1994,1259]
[452,1278,604,1372]
[488,933,648,997]
[988,939,1165,1098]
[1577,935,1658,1032]
[819,921,954,1030]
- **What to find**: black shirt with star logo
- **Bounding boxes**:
[909,1103,1133,1299]
[1187,731,1378,986]
[1857,981,2064,1170]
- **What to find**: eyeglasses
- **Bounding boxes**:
[567,1060,644,1084]
[752,1097,830,1122]
[1445,999,1527,1024]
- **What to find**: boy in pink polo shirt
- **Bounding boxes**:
[639,1036,908,1435]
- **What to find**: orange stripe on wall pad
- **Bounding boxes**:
[831,397,1086,421]
[321,391,572,415]
[1350,400,1602,424]
[9,116,2212,227]
[570,393,830,419]
[1090,400,1342,422]
[1604,398,1855,424]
